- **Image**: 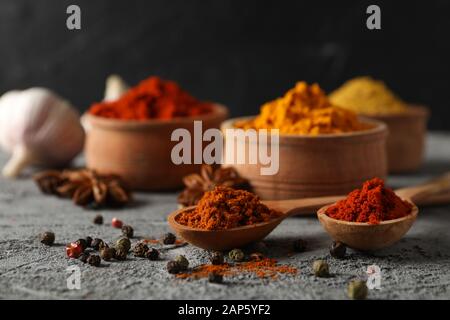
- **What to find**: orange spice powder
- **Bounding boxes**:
[176,186,282,230]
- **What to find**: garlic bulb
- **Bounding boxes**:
[0,88,85,178]
[103,74,129,102]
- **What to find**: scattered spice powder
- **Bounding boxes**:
[89,76,212,120]
[329,76,408,115]
[177,258,297,280]
[176,186,282,230]
[325,178,413,224]
[236,82,370,135]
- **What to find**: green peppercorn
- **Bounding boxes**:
[114,248,128,261]
[293,239,307,252]
[167,261,181,274]
[39,231,55,246]
[79,252,90,263]
[145,248,160,261]
[162,232,176,245]
[175,255,189,271]
[122,225,134,238]
[116,237,131,252]
[347,280,368,300]
[312,260,330,277]
[210,251,224,265]
[93,214,103,225]
[228,249,245,262]
[208,272,223,284]
[87,254,101,267]
[85,236,93,247]
[75,238,88,251]
[330,241,347,259]
[133,242,149,257]
[100,247,115,261]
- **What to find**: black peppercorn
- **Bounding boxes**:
[133,242,149,257]
[175,255,189,271]
[87,254,101,267]
[330,241,347,259]
[79,252,90,263]
[208,272,223,284]
[85,236,93,247]
[167,261,181,274]
[114,248,127,261]
[145,248,160,261]
[93,214,103,225]
[122,225,134,238]
[293,239,308,252]
[162,232,176,245]
[75,239,88,251]
[91,238,102,250]
[100,247,115,261]
[250,252,264,261]
[210,251,224,265]
[39,231,55,246]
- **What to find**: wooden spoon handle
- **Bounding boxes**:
[263,195,344,217]
[395,172,450,203]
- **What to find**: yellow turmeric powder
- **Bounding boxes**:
[329,76,408,115]
[236,82,370,135]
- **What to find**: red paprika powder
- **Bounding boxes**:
[89,76,212,120]
[325,178,413,224]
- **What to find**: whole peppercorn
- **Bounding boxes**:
[347,280,368,300]
[293,239,308,252]
[228,249,245,262]
[312,260,330,277]
[330,241,347,259]
[85,236,93,247]
[91,238,104,251]
[79,252,90,263]
[66,242,83,258]
[250,252,264,261]
[122,225,134,238]
[210,251,224,265]
[114,248,128,261]
[39,231,55,246]
[111,217,123,229]
[100,247,115,261]
[208,272,223,284]
[87,254,101,267]
[133,242,149,257]
[162,232,176,245]
[175,255,189,271]
[116,237,131,252]
[145,248,160,261]
[75,239,88,251]
[93,214,103,225]
[167,261,181,274]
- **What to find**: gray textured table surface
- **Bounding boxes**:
[0,133,449,300]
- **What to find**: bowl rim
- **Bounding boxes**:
[316,202,418,226]
[221,116,388,140]
[364,104,430,120]
[82,103,228,130]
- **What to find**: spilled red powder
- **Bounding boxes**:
[177,258,297,280]
[89,76,212,120]
[325,178,413,224]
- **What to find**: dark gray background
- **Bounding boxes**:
[1,0,449,130]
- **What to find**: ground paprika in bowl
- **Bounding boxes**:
[83,76,228,191]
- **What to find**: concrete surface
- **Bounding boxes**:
[0,133,449,300]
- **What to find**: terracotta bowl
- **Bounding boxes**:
[369,105,429,173]
[221,117,388,200]
[82,104,228,191]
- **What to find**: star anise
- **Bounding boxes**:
[34,169,132,209]
[177,165,250,207]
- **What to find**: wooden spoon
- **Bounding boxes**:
[168,173,450,251]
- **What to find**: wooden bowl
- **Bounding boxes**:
[221,117,388,200]
[369,105,429,173]
[83,104,228,191]
[317,203,418,251]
